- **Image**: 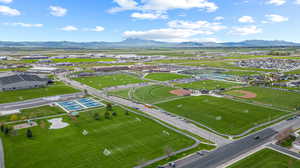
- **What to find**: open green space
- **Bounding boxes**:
[227,148,300,168]
[177,80,240,90]
[74,73,146,89]
[222,71,260,76]
[157,96,288,135]
[225,86,300,110]
[52,58,116,63]
[109,85,179,104]
[0,82,79,104]
[132,85,178,104]
[0,105,66,123]
[1,106,194,168]
[145,72,189,81]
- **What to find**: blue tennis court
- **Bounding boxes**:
[57,101,85,112]
[76,98,104,108]
[57,98,104,112]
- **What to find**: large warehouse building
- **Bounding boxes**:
[0,74,50,92]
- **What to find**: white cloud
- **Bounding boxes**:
[0,0,13,4]
[296,0,300,4]
[0,5,20,16]
[214,16,224,21]
[123,19,225,42]
[131,12,167,20]
[266,0,286,6]
[265,14,288,22]
[84,26,105,32]
[238,16,255,23]
[110,0,218,13]
[231,25,262,35]
[4,22,43,27]
[61,25,78,31]
[123,28,213,42]
[168,20,226,31]
[50,6,67,17]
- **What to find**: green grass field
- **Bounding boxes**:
[74,74,146,89]
[132,85,178,104]
[222,71,260,76]
[52,58,116,63]
[145,73,189,81]
[109,85,179,104]
[225,86,300,110]
[177,80,240,90]
[1,106,194,168]
[0,105,66,122]
[0,82,79,104]
[157,96,288,135]
[227,148,300,168]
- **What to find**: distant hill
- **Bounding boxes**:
[0,39,299,48]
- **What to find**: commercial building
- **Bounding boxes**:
[0,74,50,92]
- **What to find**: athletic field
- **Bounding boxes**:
[145,73,189,81]
[177,80,240,90]
[110,85,179,104]
[225,86,300,110]
[1,106,195,168]
[227,148,300,168]
[157,96,288,135]
[74,74,146,89]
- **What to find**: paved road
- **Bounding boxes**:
[58,73,231,146]
[0,92,84,112]
[179,128,277,168]
[267,144,300,159]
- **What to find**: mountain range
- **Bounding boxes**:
[0,39,299,49]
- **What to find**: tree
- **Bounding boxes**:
[0,124,4,133]
[276,127,293,144]
[112,111,117,116]
[26,129,33,138]
[94,113,100,120]
[10,114,18,121]
[164,146,174,158]
[4,127,10,135]
[104,111,111,119]
[84,89,88,95]
[106,103,113,112]
[125,111,129,116]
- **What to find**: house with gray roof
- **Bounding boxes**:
[0,74,50,92]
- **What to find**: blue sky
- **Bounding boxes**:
[0,0,299,42]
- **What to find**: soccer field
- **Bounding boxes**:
[1,106,195,168]
[145,72,189,81]
[74,74,146,89]
[0,82,79,104]
[157,96,288,135]
[227,148,300,168]
[177,80,240,90]
[132,85,178,104]
[110,85,179,104]
[225,86,300,110]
